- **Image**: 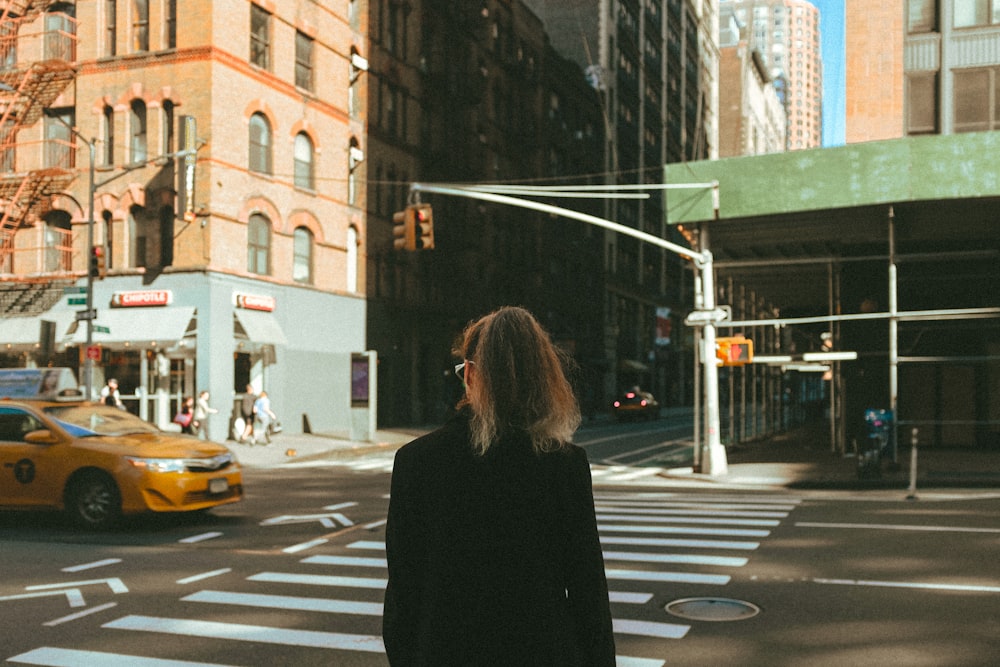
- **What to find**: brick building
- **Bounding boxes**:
[0,1,369,439]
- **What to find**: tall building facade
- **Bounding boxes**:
[0,1,369,440]
[846,0,1000,141]
[365,0,607,425]
[523,0,720,407]
[721,0,822,150]
[718,8,787,156]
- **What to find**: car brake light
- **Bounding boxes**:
[625,392,636,398]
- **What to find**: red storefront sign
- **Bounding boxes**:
[235,293,276,312]
[111,290,172,307]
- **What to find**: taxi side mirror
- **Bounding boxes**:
[24,429,59,445]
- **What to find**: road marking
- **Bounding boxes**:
[347,540,385,550]
[597,507,789,519]
[605,569,730,585]
[594,493,800,504]
[6,646,233,666]
[797,522,1000,534]
[600,523,771,537]
[247,572,387,590]
[103,615,386,652]
[598,514,780,526]
[26,578,128,594]
[283,538,328,554]
[44,602,117,626]
[597,501,798,512]
[609,591,654,604]
[0,589,85,608]
[813,578,1000,594]
[613,618,690,639]
[323,502,359,511]
[603,551,748,567]
[178,532,223,544]
[176,568,232,585]
[615,657,665,667]
[301,555,387,568]
[183,590,383,615]
[600,536,760,550]
[363,519,387,529]
[61,559,122,572]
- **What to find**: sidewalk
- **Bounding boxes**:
[229,420,1000,490]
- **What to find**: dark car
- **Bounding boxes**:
[612,389,660,421]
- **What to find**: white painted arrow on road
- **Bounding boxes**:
[0,588,86,608]
[25,577,129,595]
[260,502,358,527]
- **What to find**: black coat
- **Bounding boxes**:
[382,412,616,666]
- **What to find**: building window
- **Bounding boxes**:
[348,137,363,206]
[250,4,271,69]
[45,3,76,61]
[249,112,272,175]
[102,105,114,166]
[44,108,74,168]
[953,0,998,27]
[248,213,271,275]
[295,31,314,91]
[293,227,314,284]
[0,121,14,172]
[346,226,358,293]
[164,0,177,49]
[906,74,938,134]
[44,211,72,272]
[953,68,997,132]
[132,0,149,52]
[130,99,147,163]
[294,132,315,190]
[105,0,117,56]
[162,100,174,154]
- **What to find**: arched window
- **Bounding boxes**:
[294,132,314,190]
[44,211,72,272]
[162,100,174,154]
[130,99,147,163]
[346,225,358,293]
[102,105,114,166]
[247,213,271,275]
[293,227,314,284]
[249,113,272,175]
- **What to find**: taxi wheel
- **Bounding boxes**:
[67,471,122,529]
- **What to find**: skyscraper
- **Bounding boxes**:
[721,0,823,150]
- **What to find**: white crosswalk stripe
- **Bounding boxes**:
[6,489,799,667]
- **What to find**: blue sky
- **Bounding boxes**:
[813,0,846,146]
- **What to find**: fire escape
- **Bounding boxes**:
[0,0,78,284]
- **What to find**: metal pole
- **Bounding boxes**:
[906,427,919,501]
[83,140,95,400]
[888,206,899,464]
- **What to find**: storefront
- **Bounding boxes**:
[8,272,367,443]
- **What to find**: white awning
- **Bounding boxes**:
[234,309,287,345]
[0,312,76,347]
[65,306,196,345]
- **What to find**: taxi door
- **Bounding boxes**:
[0,406,64,509]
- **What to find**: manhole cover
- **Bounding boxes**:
[665,597,760,622]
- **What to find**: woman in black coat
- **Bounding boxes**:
[383,306,615,666]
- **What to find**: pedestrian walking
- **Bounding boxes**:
[193,390,218,440]
[239,384,257,444]
[253,390,278,444]
[382,306,615,666]
[174,396,195,434]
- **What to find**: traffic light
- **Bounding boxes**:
[412,203,434,250]
[393,208,415,251]
[89,245,107,279]
[716,336,753,366]
[392,204,434,251]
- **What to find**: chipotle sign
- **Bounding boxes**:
[111,290,172,307]
[234,292,276,312]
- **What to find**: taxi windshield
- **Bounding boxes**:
[43,405,160,437]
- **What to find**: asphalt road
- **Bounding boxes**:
[3,456,1000,666]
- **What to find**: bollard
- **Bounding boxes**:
[906,427,919,501]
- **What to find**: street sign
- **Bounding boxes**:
[67,297,86,305]
[74,309,97,321]
[93,325,110,334]
[685,306,732,325]
[62,286,86,295]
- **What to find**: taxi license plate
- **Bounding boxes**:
[209,478,229,494]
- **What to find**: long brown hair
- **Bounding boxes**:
[456,306,580,455]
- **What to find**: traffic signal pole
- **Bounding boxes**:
[409,181,729,476]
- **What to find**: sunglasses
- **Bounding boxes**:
[454,361,473,380]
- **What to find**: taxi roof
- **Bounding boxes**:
[0,368,84,402]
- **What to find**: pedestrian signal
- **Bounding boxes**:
[716,336,753,366]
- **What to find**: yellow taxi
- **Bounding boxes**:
[0,368,243,528]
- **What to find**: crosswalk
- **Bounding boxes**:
[7,491,800,667]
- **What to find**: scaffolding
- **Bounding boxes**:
[0,2,78,286]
